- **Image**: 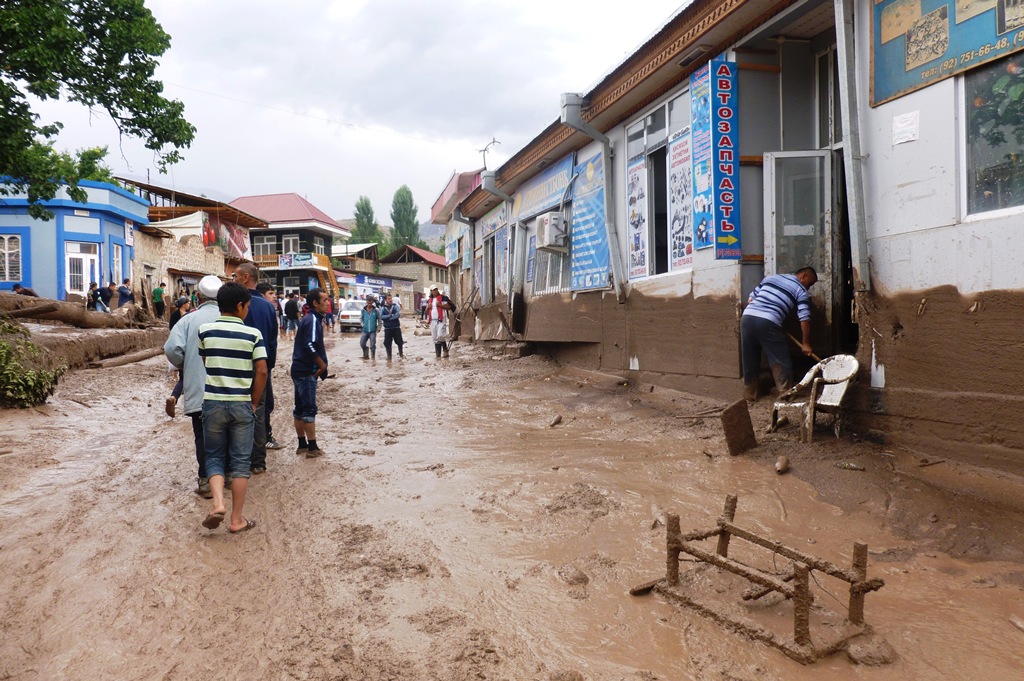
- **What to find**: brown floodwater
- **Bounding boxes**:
[0,326,1022,680]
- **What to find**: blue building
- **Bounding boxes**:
[0,180,150,300]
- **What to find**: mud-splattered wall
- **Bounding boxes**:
[854,286,1024,473]
[522,290,741,399]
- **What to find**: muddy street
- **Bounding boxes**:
[1,327,1023,680]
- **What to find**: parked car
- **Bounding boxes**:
[338,300,364,331]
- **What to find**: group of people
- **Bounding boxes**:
[163,263,331,535]
[85,279,134,312]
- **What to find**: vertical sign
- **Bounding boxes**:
[712,60,741,259]
[626,156,649,279]
[570,152,611,291]
[690,64,714,251]
[667,130,694,270]
[526,235,536,283]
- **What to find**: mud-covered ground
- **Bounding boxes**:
[2,323,1023,680]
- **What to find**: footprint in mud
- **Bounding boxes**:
[545,482,620,518]
[407,606,467,634]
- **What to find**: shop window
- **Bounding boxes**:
[282,234,300,254]
[627,90,690,278]
[966,51,1024,214]
[532,249,570,295]
[1,235,21,282]
[253,235,277,257]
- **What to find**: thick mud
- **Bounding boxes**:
[1,323,1023,680]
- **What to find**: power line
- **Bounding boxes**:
[163,82,481,152]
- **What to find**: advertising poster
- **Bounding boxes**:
[711,60,741,260]
[526,235,537,283]
[479,202,506,237]
[510,154,575,222]
[626,156,649,279]
[667,131,694,270]
[872,0,1024,105]
[690,64,714,251]
[569,152,611,291]
[494,225,508,296]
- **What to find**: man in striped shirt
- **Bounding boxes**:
[197,282,268,534]
[740,267,817,401]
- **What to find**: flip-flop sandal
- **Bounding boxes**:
[229,518,257,534]
[202,511,225,529]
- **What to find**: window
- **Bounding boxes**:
[313,236,325,255]
[282,234,300,254]
[532,249,570,295]
[816,46,843,149]
[627,90,690,278]
[253,235,277,257]
[966,52,1024,214]
[112,244,122,283]
[0,235,21,282]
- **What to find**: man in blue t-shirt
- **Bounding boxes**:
[740,266,817,401]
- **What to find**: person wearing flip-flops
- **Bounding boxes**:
[197,283,268,534]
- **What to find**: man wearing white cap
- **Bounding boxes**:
[425,286,453,358]
[164,274,224,498]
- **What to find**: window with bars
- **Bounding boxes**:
[0,235,21,282]
[532,249,570,296]
[112,244,123,284]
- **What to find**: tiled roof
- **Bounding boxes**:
[230,193,342,228]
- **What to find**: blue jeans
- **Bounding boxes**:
[292,375,318,422]
[359,331,376,351]
[202,401,255,479]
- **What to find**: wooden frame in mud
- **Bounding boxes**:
[645,494,885,664]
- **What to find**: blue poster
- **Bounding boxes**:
[511,154,575,222]
[711,60,741,260]
[494,225,508,295]
[690,64,714,251]
[526,235,536,283]
[569,152,610,291]
[872,0,1024,105]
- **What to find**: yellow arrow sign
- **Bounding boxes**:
[717,235,738,245]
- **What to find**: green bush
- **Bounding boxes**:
[0,320,68,408]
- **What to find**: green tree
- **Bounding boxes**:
[0,0,196,219]
[349,195,385,244]
[388,185,427,251]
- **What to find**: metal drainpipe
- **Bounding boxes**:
[560,93,626,303]
[834,0,871,292]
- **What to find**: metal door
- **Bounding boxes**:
[763,151,835,349]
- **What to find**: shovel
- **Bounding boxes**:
[786,333,821,362]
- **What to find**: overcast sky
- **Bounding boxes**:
[35,0,688,225]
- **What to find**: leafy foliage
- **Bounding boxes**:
[0,319,67,408]
[388,185,427,252]
[0,0,195,219]
[966,52,1024,212]
[349,195,385,244]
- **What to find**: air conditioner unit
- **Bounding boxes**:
[535,211,567,252]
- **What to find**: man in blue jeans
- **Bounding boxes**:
[197,282,268,533]
[291,287,328,458]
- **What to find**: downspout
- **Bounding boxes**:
[834,0,871,292]
[560,93,626,303]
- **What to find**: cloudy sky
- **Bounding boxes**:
[36,0,688,224]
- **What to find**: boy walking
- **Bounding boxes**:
[197,283,268,533]
[291,288,329,458]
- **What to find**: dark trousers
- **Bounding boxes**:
[383,327,404,357]
[155,301,165,318]
[190,413,206,479]
[740,315,792,389]
[251,388,268,470]
[264,373,274,438]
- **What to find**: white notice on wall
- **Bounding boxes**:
[892,111,919,145]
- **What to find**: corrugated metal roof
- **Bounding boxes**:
[379,244,446,267]
[230,192,343,229]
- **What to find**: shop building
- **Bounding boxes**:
[231,193,349,300]
[432,0,1024,469]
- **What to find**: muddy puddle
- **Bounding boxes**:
[1,326,1022,680]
